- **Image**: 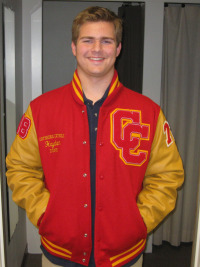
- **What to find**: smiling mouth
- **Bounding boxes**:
[89,57,104,61]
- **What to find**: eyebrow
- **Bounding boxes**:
[80,36,115,41]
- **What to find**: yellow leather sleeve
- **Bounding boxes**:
[137,110,184,233]
[6,105,50,228]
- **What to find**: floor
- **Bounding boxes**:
[143,242,193,267]
[22,242,193,267]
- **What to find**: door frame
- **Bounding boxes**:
[0,0,27,266]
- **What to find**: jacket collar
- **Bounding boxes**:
[71,69,121,104]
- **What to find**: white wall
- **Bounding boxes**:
[22,0,42,113]
[142,1,164,104]
[22,0,42,253]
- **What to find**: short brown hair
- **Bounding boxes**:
[72,6,122,46]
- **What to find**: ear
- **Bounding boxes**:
[116,42,122,57]
[71,42,77,56]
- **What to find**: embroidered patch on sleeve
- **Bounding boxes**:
[17,114,31,139]
[110,109,150,166]
[163,121,173,147]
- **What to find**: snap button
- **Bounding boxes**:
[83,141,87,144]
[84,233,88,237]
[83,252,87,256]
[99,142,104,146]
[82,110,85,114]
[82,259,86,263]
[83,173,87,177]
[84,204,88,208]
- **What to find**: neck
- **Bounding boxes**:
[77,70,114,103]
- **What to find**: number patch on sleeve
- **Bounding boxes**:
[163,121,173,147]
[17,114,31,139]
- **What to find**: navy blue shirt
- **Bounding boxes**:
[41,88,142,266]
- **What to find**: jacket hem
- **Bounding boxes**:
[110,239,146,267]
[41,236,72,260]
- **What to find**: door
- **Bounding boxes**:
[0,0,27,266]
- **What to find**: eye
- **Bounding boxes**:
[82,39,93,44]
[102,39,114,44]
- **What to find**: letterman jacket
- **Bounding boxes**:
[6,70,184,267]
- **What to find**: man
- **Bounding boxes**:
[6,6,184,267]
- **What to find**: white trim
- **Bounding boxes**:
[31,5,42,100]
[0,183,5,267]
[194,210,200,267]
[191,165,200,267]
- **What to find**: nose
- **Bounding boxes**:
[92,40,102,52]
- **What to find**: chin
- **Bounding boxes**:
[89,71,108,78]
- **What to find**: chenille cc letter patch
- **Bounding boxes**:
[17,114,31,139]
[110,109,150,166]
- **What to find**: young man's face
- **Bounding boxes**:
[71,21,121,80]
